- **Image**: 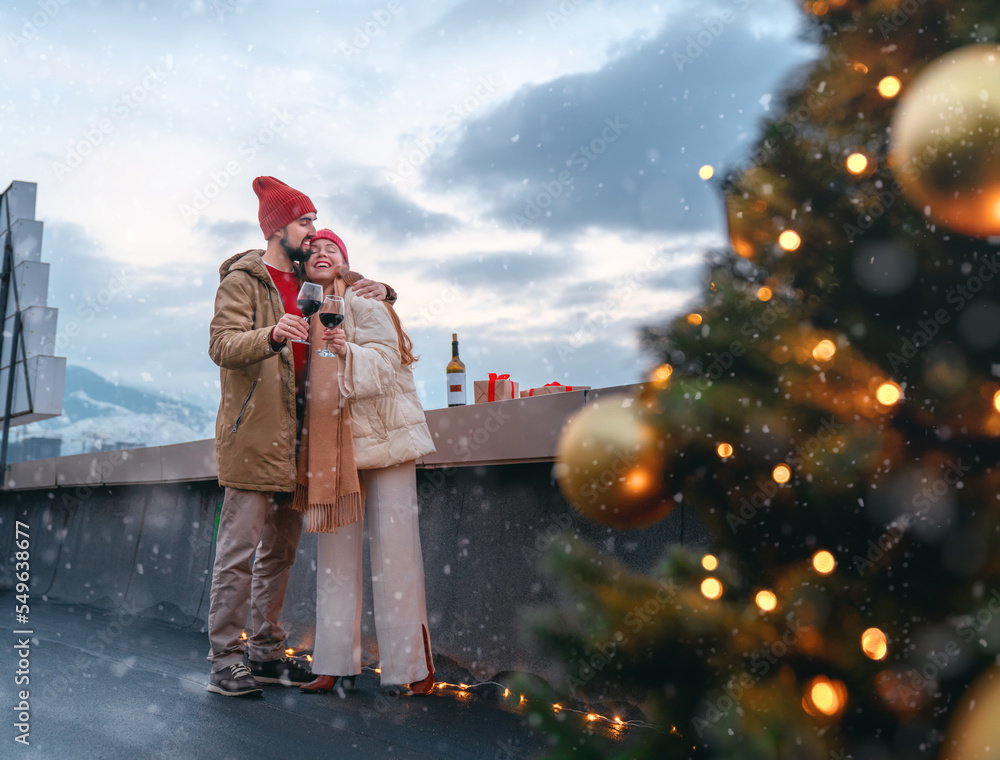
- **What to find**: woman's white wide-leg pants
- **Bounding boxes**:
[311,460,433,686]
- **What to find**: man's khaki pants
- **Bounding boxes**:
[207,488,303,671]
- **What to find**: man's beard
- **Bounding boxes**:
[280,232,311,263]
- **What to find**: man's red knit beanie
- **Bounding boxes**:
[312,228,350,267]
[252,176,316,239]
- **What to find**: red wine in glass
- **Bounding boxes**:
[298,298,321,317]
[317,295,345,357]
[292,282,323,344]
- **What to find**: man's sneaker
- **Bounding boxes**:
[207,664,263,697]
[248,656,313,685]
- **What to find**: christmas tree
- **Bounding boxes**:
[527,1,1000,758]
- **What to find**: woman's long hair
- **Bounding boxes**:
[382,300,418,367]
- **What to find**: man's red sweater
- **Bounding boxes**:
[265,264,308,396]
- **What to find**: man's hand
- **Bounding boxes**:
[272,313,309,344]
[351,278,387,301]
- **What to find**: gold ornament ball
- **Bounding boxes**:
[554,394,673,530]
[941,665,1000,759]
[889,44,1000,238]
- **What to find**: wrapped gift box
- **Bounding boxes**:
[474,373,520,403]
[520,381,591,398]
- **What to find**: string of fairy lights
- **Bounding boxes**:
[238,632,665,735]
[362,666,664,733]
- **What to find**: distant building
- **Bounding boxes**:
[86,438,145,453]
[8,436,62,463]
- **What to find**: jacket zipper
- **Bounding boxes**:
[232,381,258,433]
[272,282,296,487]
[262,270,295,488]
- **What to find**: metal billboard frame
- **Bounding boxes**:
[0,180,66,479]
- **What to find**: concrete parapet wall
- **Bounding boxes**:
[0,384,710,689]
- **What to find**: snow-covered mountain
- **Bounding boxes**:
[10,365,216,460]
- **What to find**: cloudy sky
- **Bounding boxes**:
[2,0,815,434]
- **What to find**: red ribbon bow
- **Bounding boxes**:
[488,373,511,402]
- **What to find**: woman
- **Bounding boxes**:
[293,228,436,696]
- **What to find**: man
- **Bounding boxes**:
[207,176,393,696]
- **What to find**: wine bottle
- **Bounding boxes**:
[446,332,466,407]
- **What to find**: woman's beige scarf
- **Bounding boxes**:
[291,276,363,532]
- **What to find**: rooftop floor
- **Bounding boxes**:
[4,594,570,760]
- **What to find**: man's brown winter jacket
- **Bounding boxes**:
[209,250,297,492]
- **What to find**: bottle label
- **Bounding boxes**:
[447,372,466,406]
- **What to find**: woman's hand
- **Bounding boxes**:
[322,327,349,357]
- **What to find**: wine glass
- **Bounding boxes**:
[317,295,345,358]
[293,281,323,344]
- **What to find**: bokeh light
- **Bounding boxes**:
[778,230,802,251]
[624,467,652,495]
[687,313,703,326]
[699,165,714,180]
[812,550,836,574]
[876,381,902,406]
[701,577,723,600]
[812,339,836,361]
[804,676,847,717]
[755,590,778,611]
[757,286,773,301]
[846,153,869,174]
[701,554,719,571]
[717,442,733,458]
[772,463,791,483]
[878,76,902,98]
[650,364,673,389]
[861,628,888,660]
